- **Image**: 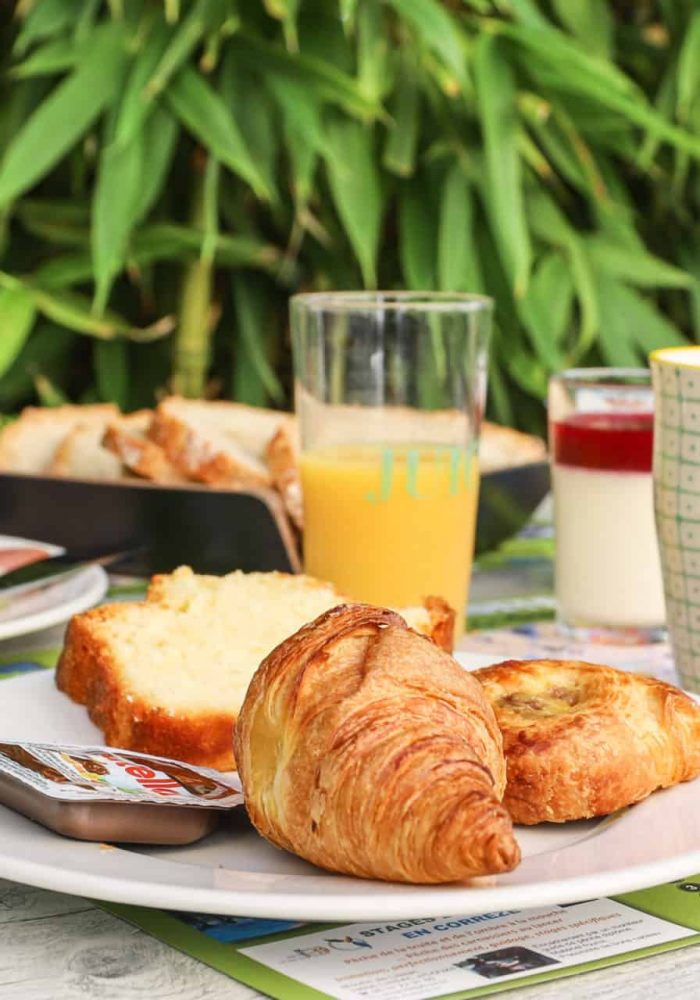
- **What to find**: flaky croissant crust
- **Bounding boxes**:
[475,658,700,824]
[234,604,519,884]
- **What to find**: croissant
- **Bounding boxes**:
[475,658,700,824]
[234,604,520,884]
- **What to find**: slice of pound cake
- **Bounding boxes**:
[56,568,454,769]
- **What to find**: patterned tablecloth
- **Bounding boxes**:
[0,509,678,688]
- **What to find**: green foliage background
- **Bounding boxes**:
[0,0,699,432]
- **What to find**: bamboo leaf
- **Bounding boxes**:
[586,235,692,289]
[387,0,467,93]
[474,33,531,297]
[527,189,598,359]
[487,348,514,426]
[144,0,223,100]
[112,21,172,147]
[518,252,571,370]
[323,116,382,288]
[438,164,483,293]
[567,239,598,361]
[499,19,637,99]
[605,282,688,355]
[92,134,143,313]
[0,323,75,410]
[17,199,89,226]
[383,52,420,177]
[231,273,284,404]
[267,75,325,206]
[677,10,700,124]
[232,34,381,121]
[9,37,81,79]
[267,75,327,155]
[0,286,37,378]
[0,272,172,343]
[502,20,700,161]
[680,244,700,339]
[166,66,271,201]
[285,132,318,212]
[130,224,281,271]
[94,340,129,407]
[0,80,45,162]
[530,107,608,203]
[131,107,178,222]
[550,0,613,60]
[17,216,90,248]
[534,253,573,344]
[505,340,549,397]
[0,24,127,208]
[34,253,95,289]
[594,277,665,366]
[357,0,391,104]
[219,54,279,204]
[13,0,83,56]
[400,183,436,289]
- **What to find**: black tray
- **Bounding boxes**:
[0,475,300,576]
[0,461,549,578]
[476,462,551,555]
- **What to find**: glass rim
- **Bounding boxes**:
[551,367,651,388]
[291,290,493,314]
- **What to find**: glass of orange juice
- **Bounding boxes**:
[291,291,492,639]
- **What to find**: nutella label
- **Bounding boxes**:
[0,741,243,809]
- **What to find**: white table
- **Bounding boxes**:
[2,877,698,999]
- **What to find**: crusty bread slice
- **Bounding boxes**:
[0,404,119,474]
[265,418,302,529]
[103,410,185,483]
[56,567,455,769]
[149,397,285,487]
[49,422,126,480]
[480,421,547,474]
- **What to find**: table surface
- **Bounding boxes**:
[1,546,698,999]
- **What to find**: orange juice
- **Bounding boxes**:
[300,444,479,635]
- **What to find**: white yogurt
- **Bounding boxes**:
[553,463,666,629]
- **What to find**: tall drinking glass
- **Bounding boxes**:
[291,291,492,638]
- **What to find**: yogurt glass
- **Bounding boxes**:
[549,368,665,641]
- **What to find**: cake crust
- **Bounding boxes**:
[56,606,237,770]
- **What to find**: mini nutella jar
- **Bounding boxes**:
[0,741,243,845]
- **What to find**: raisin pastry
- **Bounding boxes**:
[475,658,700,824]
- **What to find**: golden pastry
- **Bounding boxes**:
[234,603,520,884]
[475,658,700,824]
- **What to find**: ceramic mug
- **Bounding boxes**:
[650,346,700,691]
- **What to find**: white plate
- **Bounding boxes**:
[0,535,108,640]
[0,655,699,921]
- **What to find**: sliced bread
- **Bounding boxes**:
[265,418,302,529]
[149,397,285,487]
[49,422,126,480]
[0,404,119,474]
[56,567,455,769]
[480,421,547,474]
[102,410,185,483]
